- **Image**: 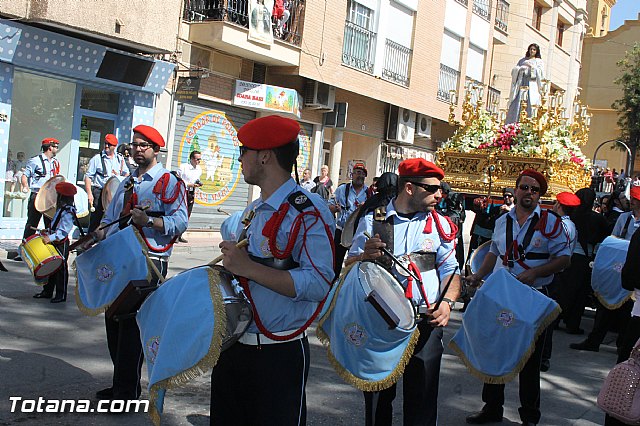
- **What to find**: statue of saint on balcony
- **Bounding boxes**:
[506,43,545,124]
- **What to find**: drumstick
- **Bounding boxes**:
[433,265,459,311]
[208,239,249,266]
[69,206,151,251]
[142,250,166,284]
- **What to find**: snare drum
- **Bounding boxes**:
[317,261,418,391]
[101,176,125,212]
[340,206,363,248]
[19,234,63,279]
[591,236,631,309]
[74,185,90,218]
[467,240,492,279]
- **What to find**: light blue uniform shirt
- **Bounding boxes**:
[235,178,335,334]
[86,151,128,188]
[329,183,368,229]
[489,206,572,288]
[612,211,640,240]
[348,199,459,307]
[24,154,60,192]
[49,205,76,242]
[102,163,188,258]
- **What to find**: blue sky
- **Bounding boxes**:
[610,0,640,30]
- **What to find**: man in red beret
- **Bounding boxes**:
[85,124,188,402]
[344,157,461,425]
[466,169,571,425]
[17,138,61,250]
[33,181,78,302]
[212,115,335,425]
[84,133,129,232]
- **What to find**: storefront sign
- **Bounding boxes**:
[175,77,201,102]
[177,110,242,206]
[233,80,301,118]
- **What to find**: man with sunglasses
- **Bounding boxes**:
[347,158,461,426]
[19,138,61,243]
[85,124,188,402]
[465,169,571,426]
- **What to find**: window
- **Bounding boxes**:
[342,1,377,73]
[557,21,565,47]
[532,3,542,31]
[348,1,372,29]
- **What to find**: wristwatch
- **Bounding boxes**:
[442,297,455,310]
[146,217,154,228]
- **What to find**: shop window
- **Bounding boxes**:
[5,71,75,219]
[80,87,120,115]
[532,3,543,31]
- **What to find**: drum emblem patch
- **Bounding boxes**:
[613,262,625,273]
[496,310,515,327]
[532,238,542,248]
[344,323,367,347]
[146,336,160,365]
[294,194,308,205]
[422,238,435,252]
[96,264,115,282]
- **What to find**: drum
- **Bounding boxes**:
[74,226,151,316]
[340,206,363,248]
[467,240,492,278]
[220,211,244,241]
[449,268,560,384]
[136,265,252,423]
[101,176,125,212]
[19,234,63,279]
[74,185,90,218]
[35,175,65,219]
[317,261,417,391]
[591,236,631,309]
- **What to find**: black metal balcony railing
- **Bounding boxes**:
[454,0,469,6]
[437,64,460,103]
[182,0,305,46]
[382,39,412,87]
[342,20,377,74]
[486,85,501,113]
[472,0,490,21]
[495,0,509,32]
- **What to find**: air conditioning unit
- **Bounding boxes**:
[415,114,432,139]
[386,105,415,144]
[304,81,336,110]
[324,102,348,128]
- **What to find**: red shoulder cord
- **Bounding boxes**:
[423,212,458,268]
[237,202,335,342]
[404,261,430,308]
[534,210,563,239]
[53,160,60,176]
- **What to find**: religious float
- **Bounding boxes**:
[436,79,592,200]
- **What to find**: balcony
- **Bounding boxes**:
[437,64,461,103]
[472,0,490,21]
[382,39,412,87]
[342,21,377,74]
[495,0,509,33]
[182,0,303,66]
[454,0,469,6]
[486,86,501,113]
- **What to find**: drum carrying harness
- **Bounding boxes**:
[34,155,60,179]
[50,204,85,242]
[96,151,125,179]
[502,210,563,269]
[235,190,335,342]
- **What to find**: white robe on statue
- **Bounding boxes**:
[506,57,545,124]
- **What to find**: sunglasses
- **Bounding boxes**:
[409,181,442,193]
[239,146,257,157]
[504,194,514,197]
[518,184,540,194]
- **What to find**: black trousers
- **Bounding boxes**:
[104,258,167,399]
[542,275,563,363]
[88,187,104,233]
[364,323,444,426]
[187,190,195,217]
[210,337,310,426]
[481,324,549,424]
[557,254,592,331]
[23,192,51,239]
[583,300,633,348]
[334,229,348,279]
[41,240,69,298]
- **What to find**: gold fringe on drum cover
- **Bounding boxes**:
[148,267,227,426]
[448,304,561,385]
[593,291,632,311]
[316,262,421,392]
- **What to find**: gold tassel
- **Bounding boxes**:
[448,304,562,384]
[593,290,631,310]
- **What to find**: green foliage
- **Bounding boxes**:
[612,43,640,150]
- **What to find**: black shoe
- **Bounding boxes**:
[522,422,537,426]
[178,236,188,243]
[569,340,599,352]
[466,409,503,424]
[96,387,114,400]
[50,296,66,303]
[566,328,584,335]
[33,292,53,299]
[540,359,550,372]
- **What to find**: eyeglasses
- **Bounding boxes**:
[239,146,257,157]
[518,184,540,194]
[130,142,153,151]
[408,181,442,194]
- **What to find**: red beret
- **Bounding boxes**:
[55,182,77,197]
[105,134,118,146]
[353,163,367,176]
[133,125,165,148]
[631,186,640,201]
[238,115,300,150]
[556,192,580,207]
[398,158,445,180]
[518,169,548,196]
[42,137,59,146]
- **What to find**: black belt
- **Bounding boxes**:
[249,254,299,271]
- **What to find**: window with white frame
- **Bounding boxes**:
[342,1,377,73]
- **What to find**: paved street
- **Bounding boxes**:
[0,237,615,425]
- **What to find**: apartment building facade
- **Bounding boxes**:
[0,1,181,238]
